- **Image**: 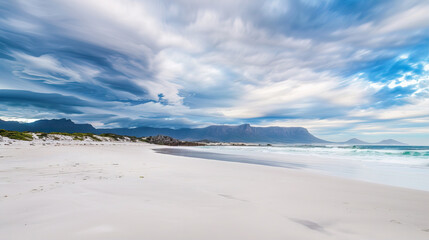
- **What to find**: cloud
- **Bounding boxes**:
[0,0,428,143]
[104,117,201,129]
[0,89,93,113]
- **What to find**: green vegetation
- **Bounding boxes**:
[99,133,123,141]
[99,133,144,142]
[50,132,101,141]
[0,129,147,143]
[0,129,33,141]
[127,135,145,142]
[36,132,49,138]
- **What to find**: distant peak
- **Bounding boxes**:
[238,124,252,131]
[342,138,368,144]
[376,139,407,145]
[37,118,72,122]
[56,118,72,122]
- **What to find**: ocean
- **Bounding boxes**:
[159,145,429,191]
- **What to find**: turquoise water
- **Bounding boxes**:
[188,145,429,191]
[198,145,429,165]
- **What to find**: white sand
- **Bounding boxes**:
[1,143,429,240]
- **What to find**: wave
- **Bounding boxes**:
[273,145,429,158]
[194,144,429,191]
[199,144,429,166]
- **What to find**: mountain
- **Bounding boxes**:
[337,137,407,145]
[0,119,328,144]
[0,118,96,133]
[341,138,369,145]
[0,119,410,145]
[375,139,407,145]
[95,123,329,143]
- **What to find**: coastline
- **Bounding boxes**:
[1,143,429,239]
[157,146,429,191]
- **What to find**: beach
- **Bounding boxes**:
[1,142,429,240]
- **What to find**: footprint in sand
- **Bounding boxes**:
[289,218,328,234]
[218,194,247,202]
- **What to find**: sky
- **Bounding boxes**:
[0,0,428,144]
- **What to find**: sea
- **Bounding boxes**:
[158,144,429,191]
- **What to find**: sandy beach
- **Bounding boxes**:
[1,142,429,240]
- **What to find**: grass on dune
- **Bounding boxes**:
[49,132,102,141]
[99,133,145,142]
[0,129,33,141]
[1,130,145,142]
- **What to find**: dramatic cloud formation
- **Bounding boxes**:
[0,0,428,143]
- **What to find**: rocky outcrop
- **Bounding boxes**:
[145,135,204,146]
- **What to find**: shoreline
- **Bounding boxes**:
[156,146,429,192]
[1,143,429,239]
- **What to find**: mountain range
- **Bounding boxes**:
[338,137,406,145]
[0,118,406,145]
